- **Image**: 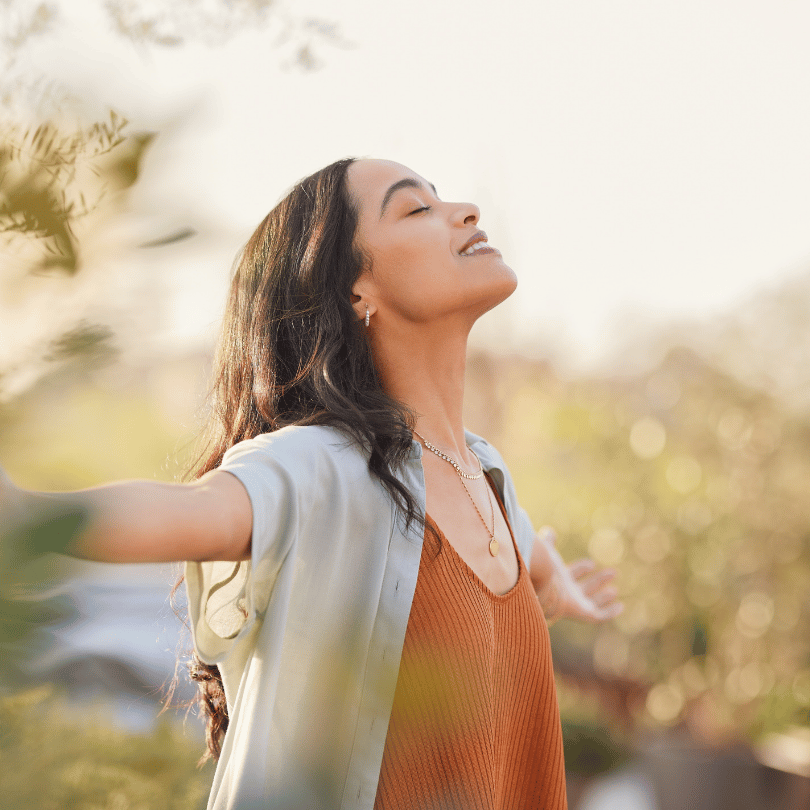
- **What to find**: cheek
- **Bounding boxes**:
[373,242,456,310]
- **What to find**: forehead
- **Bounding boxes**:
[348,159,432,214]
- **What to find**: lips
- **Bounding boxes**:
[458,230,488,255]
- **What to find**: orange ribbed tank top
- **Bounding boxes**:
[374,474,567,810]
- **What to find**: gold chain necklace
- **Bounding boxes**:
[413,430,484,479]
[413,430,499,557]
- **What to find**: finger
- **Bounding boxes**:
[537,526,557,545]
[579,568,618,594]
[591,587,619,607]
[597,601,624,620]
[580,600,624,623]
[568,559,596,579]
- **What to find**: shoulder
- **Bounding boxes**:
[214,425,378,540]
[221,424,369,475]
[464,428,509,472]
[465,428,523,512]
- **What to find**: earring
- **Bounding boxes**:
[365,304,370,328]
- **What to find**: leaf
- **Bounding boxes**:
[0,590,77,685]
[45,321,116,363]
[106,131,156,189]
[1,505,90,576]
[139,227,196,248]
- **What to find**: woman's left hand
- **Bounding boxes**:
[534,527,623,625]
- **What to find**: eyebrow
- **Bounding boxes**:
[379,177,438,219]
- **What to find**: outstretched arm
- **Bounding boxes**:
[529,526,623,625]
[0,467,253,564]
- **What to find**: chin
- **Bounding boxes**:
[493,261,519,298]
[473,264,518,318]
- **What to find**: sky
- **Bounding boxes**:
[7,0,810,370]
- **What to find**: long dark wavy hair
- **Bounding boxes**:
[170,157,427,763]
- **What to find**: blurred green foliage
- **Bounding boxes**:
[0,360,202,682]
[0,363,201,490]
[0,112,154,276]
[0,685,212,810]
[2,1,344,75]
[0,504,88,684]
[561,719,631,777]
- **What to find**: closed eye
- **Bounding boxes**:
[409,205,432,216]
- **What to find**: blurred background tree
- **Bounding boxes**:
[0,0,344,399]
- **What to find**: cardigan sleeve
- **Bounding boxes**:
[184,429,322,664]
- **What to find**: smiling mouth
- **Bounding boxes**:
[459,231,494,256]
[460,240,497,257]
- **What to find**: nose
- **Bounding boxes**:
[450,201,480,227]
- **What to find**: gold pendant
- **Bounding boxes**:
[489,538,499,557]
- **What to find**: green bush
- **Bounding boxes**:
[0,685,213,810]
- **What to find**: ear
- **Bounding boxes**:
[351,274,377,323]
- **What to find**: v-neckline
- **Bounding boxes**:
[425,473,523,599]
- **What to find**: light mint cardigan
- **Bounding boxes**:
[186,424,537,810]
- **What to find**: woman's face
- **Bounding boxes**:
[347,159,517,327]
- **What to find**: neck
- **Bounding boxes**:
[370,314,474,465]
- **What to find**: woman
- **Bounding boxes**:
[2,157,622,810]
